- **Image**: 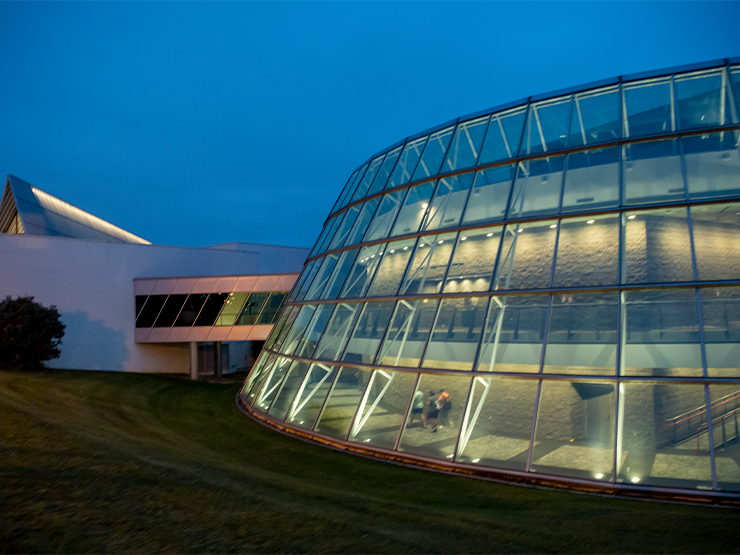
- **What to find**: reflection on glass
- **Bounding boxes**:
[400,233,456,295]
[518,96,571,156]
[461,165,514,225]
[366,239,416,297]
[305,254,340,300]
[252,356,292,412]
[478,106,527,165]
[442,116,489,172]
[619,383,711,489]
[691,203,740,281]
[700,287,740,378]
[542,293,618,375]
[329,205,361,250]
[345,198,380,246]
[340,243,386,298]
[371,145,402,195]
[421,173,474,231]
[553,215,619,287]
[708,384,740,491]
[321,249,359,300]
[493,221,557,291]
[363,190,405,242]
[623,140,685,204]
[294,304,334,358]
[531,381,615,481]
[286,363,338,431]
[675,69,732,130]
[314,368,372,440]
[411,126,455,182]
[243,354,278,407]
[194,293,228,326]
[215,293,249,326]
[266,305,300,351]
[313,303,361,361]
[153,294,188,327]
[351,154,385,203]
[568,86,620,146]
[376,299,439,368]
[267,360,311,421]
[387,136,428,189]
[174,294,207,327]
[623,77,674,137]
[561,147,619,212]
[444,227,501,293]
[237,292,269,325]
[422,297,487,371]
[684,132,740,199]
[390,183,434,237]
[342,302,396,364]
[506,157,565,219]
[623,289,702,377]
[311,214,342,258]
[278,305,316,355]
[293,260,321,302]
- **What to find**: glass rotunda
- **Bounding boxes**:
[239,58,740,499]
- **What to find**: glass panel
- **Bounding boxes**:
[568,86,620,147]
[389,182,435,237]
[278,305,316,355]
[370,145,402,195]
[345,198,380,246]
[310,215,339,258]
[329,204,361,250]
[255,292,287,325]
[461,165,514,225]
[398,374,472,460]
[236,292,269,325]
[623,77,674,137]
[422,297,487,371]
[293,259,321,302]
[194,293,228,326]
[493,221,557,291]
[700,287,740,378]
[316,213,346,256]
[136,294,167,327]
[376,299,439,368]
[553,214,619,287]
[304,254,340,300]
[153,294,188,327]
[732,67,740,115]
[542,293,618,376]
[400,233,456,295]
[444,227,501,293]
[363,190,404,242]
[441,116,489,172]
[411,126,455,182]
[174,294,208,327]
[675,69,731,130]
[366,239,416,297]
[477,295,548,374]
[387,136,428,189]
[623,289,702,377]
[619,383,711,489]
[215,293,249,326]
[691,203,740,281]
[286,363,339,431]
[341,162,368,207]
[708,384,740,491]
[684,131,740,199]
[135,295,147,321]
[518,96,571,156]
[506,157,565,219]
[321,249,359,300]
[455,376,538,471]
[330,168,359,215]
[561,147,620,212]
[531,381,615,481]
[267,305,301,351]
[478,106,527,165]
[347,370,417,450]
[294,304,334,358]
[267,360,311,421]
[340,243,385,298]
[242,354,278,407]
[252,356,292,412]
[289,259,317,302]
[623,140,684,204]
[623,207,693,284]
[421,173,474,231]
[342,302,396,364]
[351,154,385,203]
[313,303,362,362]
[314,368,372,440]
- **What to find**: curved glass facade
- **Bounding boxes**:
[240,59,740,498]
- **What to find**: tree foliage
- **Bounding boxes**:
[0,296,65,369]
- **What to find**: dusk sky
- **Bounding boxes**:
[1,1,738,249]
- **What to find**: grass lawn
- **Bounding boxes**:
[1,369,738,554]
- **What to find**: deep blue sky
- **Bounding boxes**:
[1,2,738,248]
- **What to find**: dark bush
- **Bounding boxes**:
[0,296,65,369]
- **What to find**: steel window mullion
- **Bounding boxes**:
[472,114,494,167]
[393,372,422,451]
[312,365,343,432]
[451,375,478,462]
[381,140,408,192]
[704,383,719,491]
[525,380,544,472]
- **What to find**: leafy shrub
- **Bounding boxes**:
[0,296,65,369]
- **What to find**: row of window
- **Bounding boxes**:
[241,353,740,492]
[328,65,740,221]
[134,291,288,328]
[312,131,740,259]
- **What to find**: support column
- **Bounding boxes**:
[189,342,199,381]
[214,341,222,379]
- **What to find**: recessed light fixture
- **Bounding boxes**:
[628,215,636,219]
[486,233,493,237]
[422,203,428,209]
[420,243,425,247]
[461,237,467,241]
[403,246,408,250]
[550,224,557,229]
[631,476,640,483]
[518,229,523,233]
[438,240,444,244]
[587,220,595,224]
[595,473,604,479]
[390,249,395,253]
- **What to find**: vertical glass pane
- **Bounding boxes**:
[215,293,249,326]
[278,305,316,355]
[342,301,396,364]
[531,381,615,481]
[345,198,380,246]
[461,165,514,225]
[684,131,740,199]
[700,287,740,378]
[252,356,293,412]
[340,243,385,298]
[310,215,340,258]
[477,295,548,374]
[268,305,301,351]
[390,183,435,237]
[370,145,402,195]
[237,292,269,325]
[422,297,487,371]
[387,136,428,189]
[294,304,334,358]
[315,212,346,256]
[242,354,278,407]
[623,289,703,377]
[329,205,361,250]
[455,376,538,471]
[153,294,188,327]
[421,173,474,231]
[553,214,619,287]
[675,69,731,130]
[289,260,316,302]
[376,299,439,368]
[444,227,501,293]
[568,86,620,147]
[506,157,565,219]
[314,368,372,440]
[518,96,572,156]
[623,207,693,284]
[478,106,527,165]
[619,383,711,489]
[623,140,684,204]
[708,384,740,491]
[267,360,311,421]
[398,374,472,461]
[441,116,490,172]
[493,221,557,291]
[293,259,321,302]
[351,155,385,203]
[304,254,340,301]
[691,203,740,281]
[400,233,456,295]
[411,126,455,182]
[366,239,416,297]
[363,190,405,242]
[347,370,417,450]
[542,293,618,376]
[321,249,359,300]
[174,294,207,327]
[313,303,362,362]
[136,294,167,327]
[623,77,674,137]
[194,293,228,326]
[561,147,620,212]
[286,363,338,431]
